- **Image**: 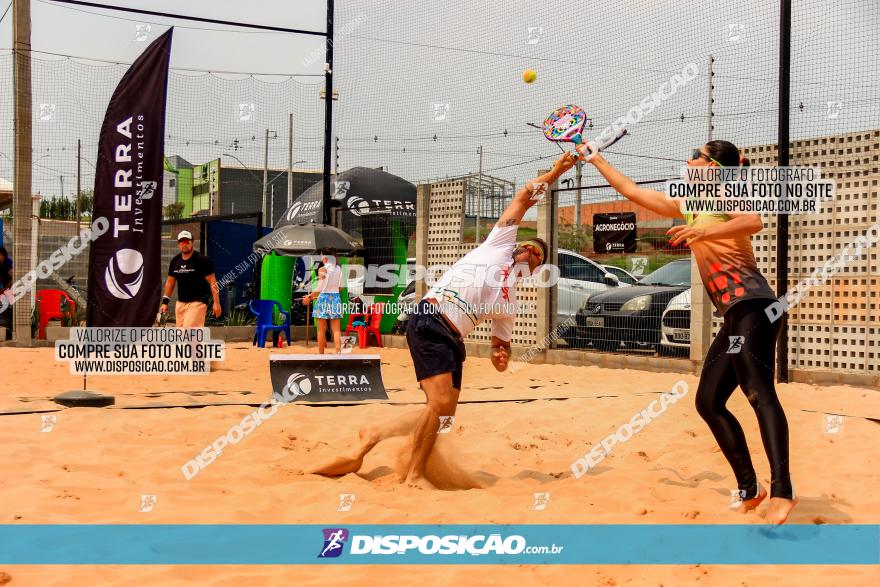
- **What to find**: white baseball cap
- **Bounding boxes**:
[177,230,193,241]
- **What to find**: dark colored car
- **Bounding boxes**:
[571,259,691,352]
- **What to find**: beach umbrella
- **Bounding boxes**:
[253,222,362,256]
[275,167,415,231]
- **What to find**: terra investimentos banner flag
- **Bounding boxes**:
[87,28,173,326]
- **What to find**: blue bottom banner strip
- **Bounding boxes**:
[1,524,878,565]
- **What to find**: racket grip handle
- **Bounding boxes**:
[580,128,629,161]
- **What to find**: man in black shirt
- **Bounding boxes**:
[159,230,221,327]
[0,246,12,338]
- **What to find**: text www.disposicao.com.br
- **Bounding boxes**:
[73,360,207,373]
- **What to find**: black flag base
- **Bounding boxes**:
[53,374,114,408]
[54,390,116,408]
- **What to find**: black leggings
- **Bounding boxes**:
[695,299,793,500]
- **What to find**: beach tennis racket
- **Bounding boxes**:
[543,104,588,148]
[543,104,629,160]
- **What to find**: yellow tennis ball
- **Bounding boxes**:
[522,69,537,84]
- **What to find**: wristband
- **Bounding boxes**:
[161,296,170,305]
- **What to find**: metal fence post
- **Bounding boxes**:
[415,183,430,301]
[536,171,557,352]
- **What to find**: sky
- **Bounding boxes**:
[3,0,327,73]
[1,0,877,212]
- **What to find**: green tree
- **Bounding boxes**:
[558,225,593,255]
[164,202,185,220]
[36,191,97,221]
[75,190,94,219]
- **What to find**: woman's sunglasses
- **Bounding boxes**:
[690,149,723,167]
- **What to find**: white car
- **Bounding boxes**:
[602,264,640,285]
[660,288,692,355]
[556,249,629,325]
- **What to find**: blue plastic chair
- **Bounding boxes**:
[249,299,292,348]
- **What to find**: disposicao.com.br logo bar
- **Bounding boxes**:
[0,525,877,564]
[318,527,563,559]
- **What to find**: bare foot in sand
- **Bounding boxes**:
[736,484,767,513]
[404,474,437,490]
[763,497,798,525]
[308,453,366,477]
[308,427,380,477]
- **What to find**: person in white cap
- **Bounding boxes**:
[159,230,221,327]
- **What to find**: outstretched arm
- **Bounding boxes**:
[668,213,763,246]
[584,151,683,219]
[496,152,578,228]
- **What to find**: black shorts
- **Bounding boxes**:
[406,300,467,389]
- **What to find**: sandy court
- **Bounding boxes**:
[1,343,878,585]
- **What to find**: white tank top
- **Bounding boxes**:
[317,263,343,294]
[424,224,519,340]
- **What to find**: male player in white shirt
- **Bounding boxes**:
[311,152,577,488]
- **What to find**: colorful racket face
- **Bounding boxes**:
[543,104,587,144]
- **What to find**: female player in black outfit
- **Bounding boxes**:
[579,139,797,524]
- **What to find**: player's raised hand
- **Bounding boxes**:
[491,346,510,372]
[667,224,706,246]
[552,151,578,175]
[576,142,601,163]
